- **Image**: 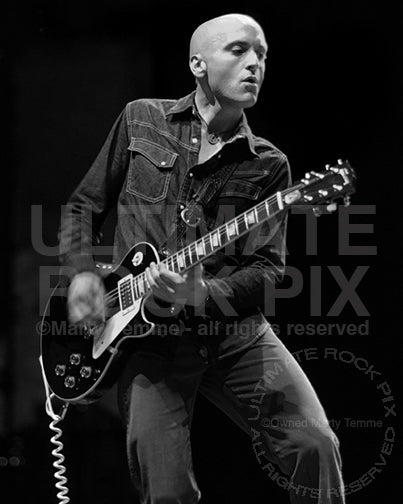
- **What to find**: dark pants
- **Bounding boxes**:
[117,323,344,504]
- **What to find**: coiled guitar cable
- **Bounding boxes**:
[39,356,70,504]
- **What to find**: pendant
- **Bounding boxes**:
[207,132,220,145]
[180,205,202,227]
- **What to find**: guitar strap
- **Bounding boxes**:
[159,160,239,257]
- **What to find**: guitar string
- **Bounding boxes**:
[101,185,305,306]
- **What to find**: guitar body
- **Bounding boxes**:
[40,160,356,405]
[40,242,159,404]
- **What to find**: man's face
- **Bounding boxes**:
[204,20,268,109]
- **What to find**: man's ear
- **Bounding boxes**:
[189,54,207,78]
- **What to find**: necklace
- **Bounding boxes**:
[207,132,221,145]
[206,126,237,145]
[197,112,237,145]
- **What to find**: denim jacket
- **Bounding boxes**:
[58,91,291,358]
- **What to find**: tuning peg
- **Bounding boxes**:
[333,184,343,191]
[337,159,344,165]
[311,171,325,179]
[312,202,338,217]
[325,164,331,169]
[318,189,328,197]
[326,203,338,213]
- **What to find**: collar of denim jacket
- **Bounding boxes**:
[166,91,258,157]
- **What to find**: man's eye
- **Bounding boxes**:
[232,47,245,55]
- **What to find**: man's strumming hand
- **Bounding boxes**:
[67,271,106,324]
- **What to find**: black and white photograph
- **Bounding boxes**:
[0,1,400,503]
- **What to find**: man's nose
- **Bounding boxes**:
[246,51,259,72]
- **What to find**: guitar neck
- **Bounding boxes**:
[129,185,303,301]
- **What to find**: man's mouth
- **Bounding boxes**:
[242,76,258,84]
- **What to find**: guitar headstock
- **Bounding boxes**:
[285,159,357,214]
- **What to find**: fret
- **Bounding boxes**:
[254,206,259,223]
[183,247,191,267]
[177,252,185,270]
[225,223,231,240]
[234,218,239,236]
[196,240,204,259]
[276,191,284,210]
[265,199,270,216]
[244,213,249,229]
[189,245,198,264]
[219,227,227,245]
[204,236,213,256]
[170,256,178,273]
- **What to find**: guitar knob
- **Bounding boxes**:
[69,353,82,365]
[64,376,76,388]
[54,364,66,376]
[80,366,92,378]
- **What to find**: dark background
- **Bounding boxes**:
[0,1,401,503]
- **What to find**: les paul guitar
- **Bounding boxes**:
[40,160,356,404]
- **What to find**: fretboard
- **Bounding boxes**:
[127,185,302,301]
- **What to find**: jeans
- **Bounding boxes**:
[117,324,344,504]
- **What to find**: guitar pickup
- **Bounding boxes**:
[118,275,136,315]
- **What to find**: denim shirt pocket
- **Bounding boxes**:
[220,179,261,200]
[126,137,177,203]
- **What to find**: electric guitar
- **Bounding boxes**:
[40,160,356,404]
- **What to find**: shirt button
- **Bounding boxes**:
[160,161,166,166]
[199,346,208,358]
[192,137,198,144]
[189,172,194,178]
[180,204,185,210]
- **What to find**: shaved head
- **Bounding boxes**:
[189,13,267,112]
[189,13,263,58]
